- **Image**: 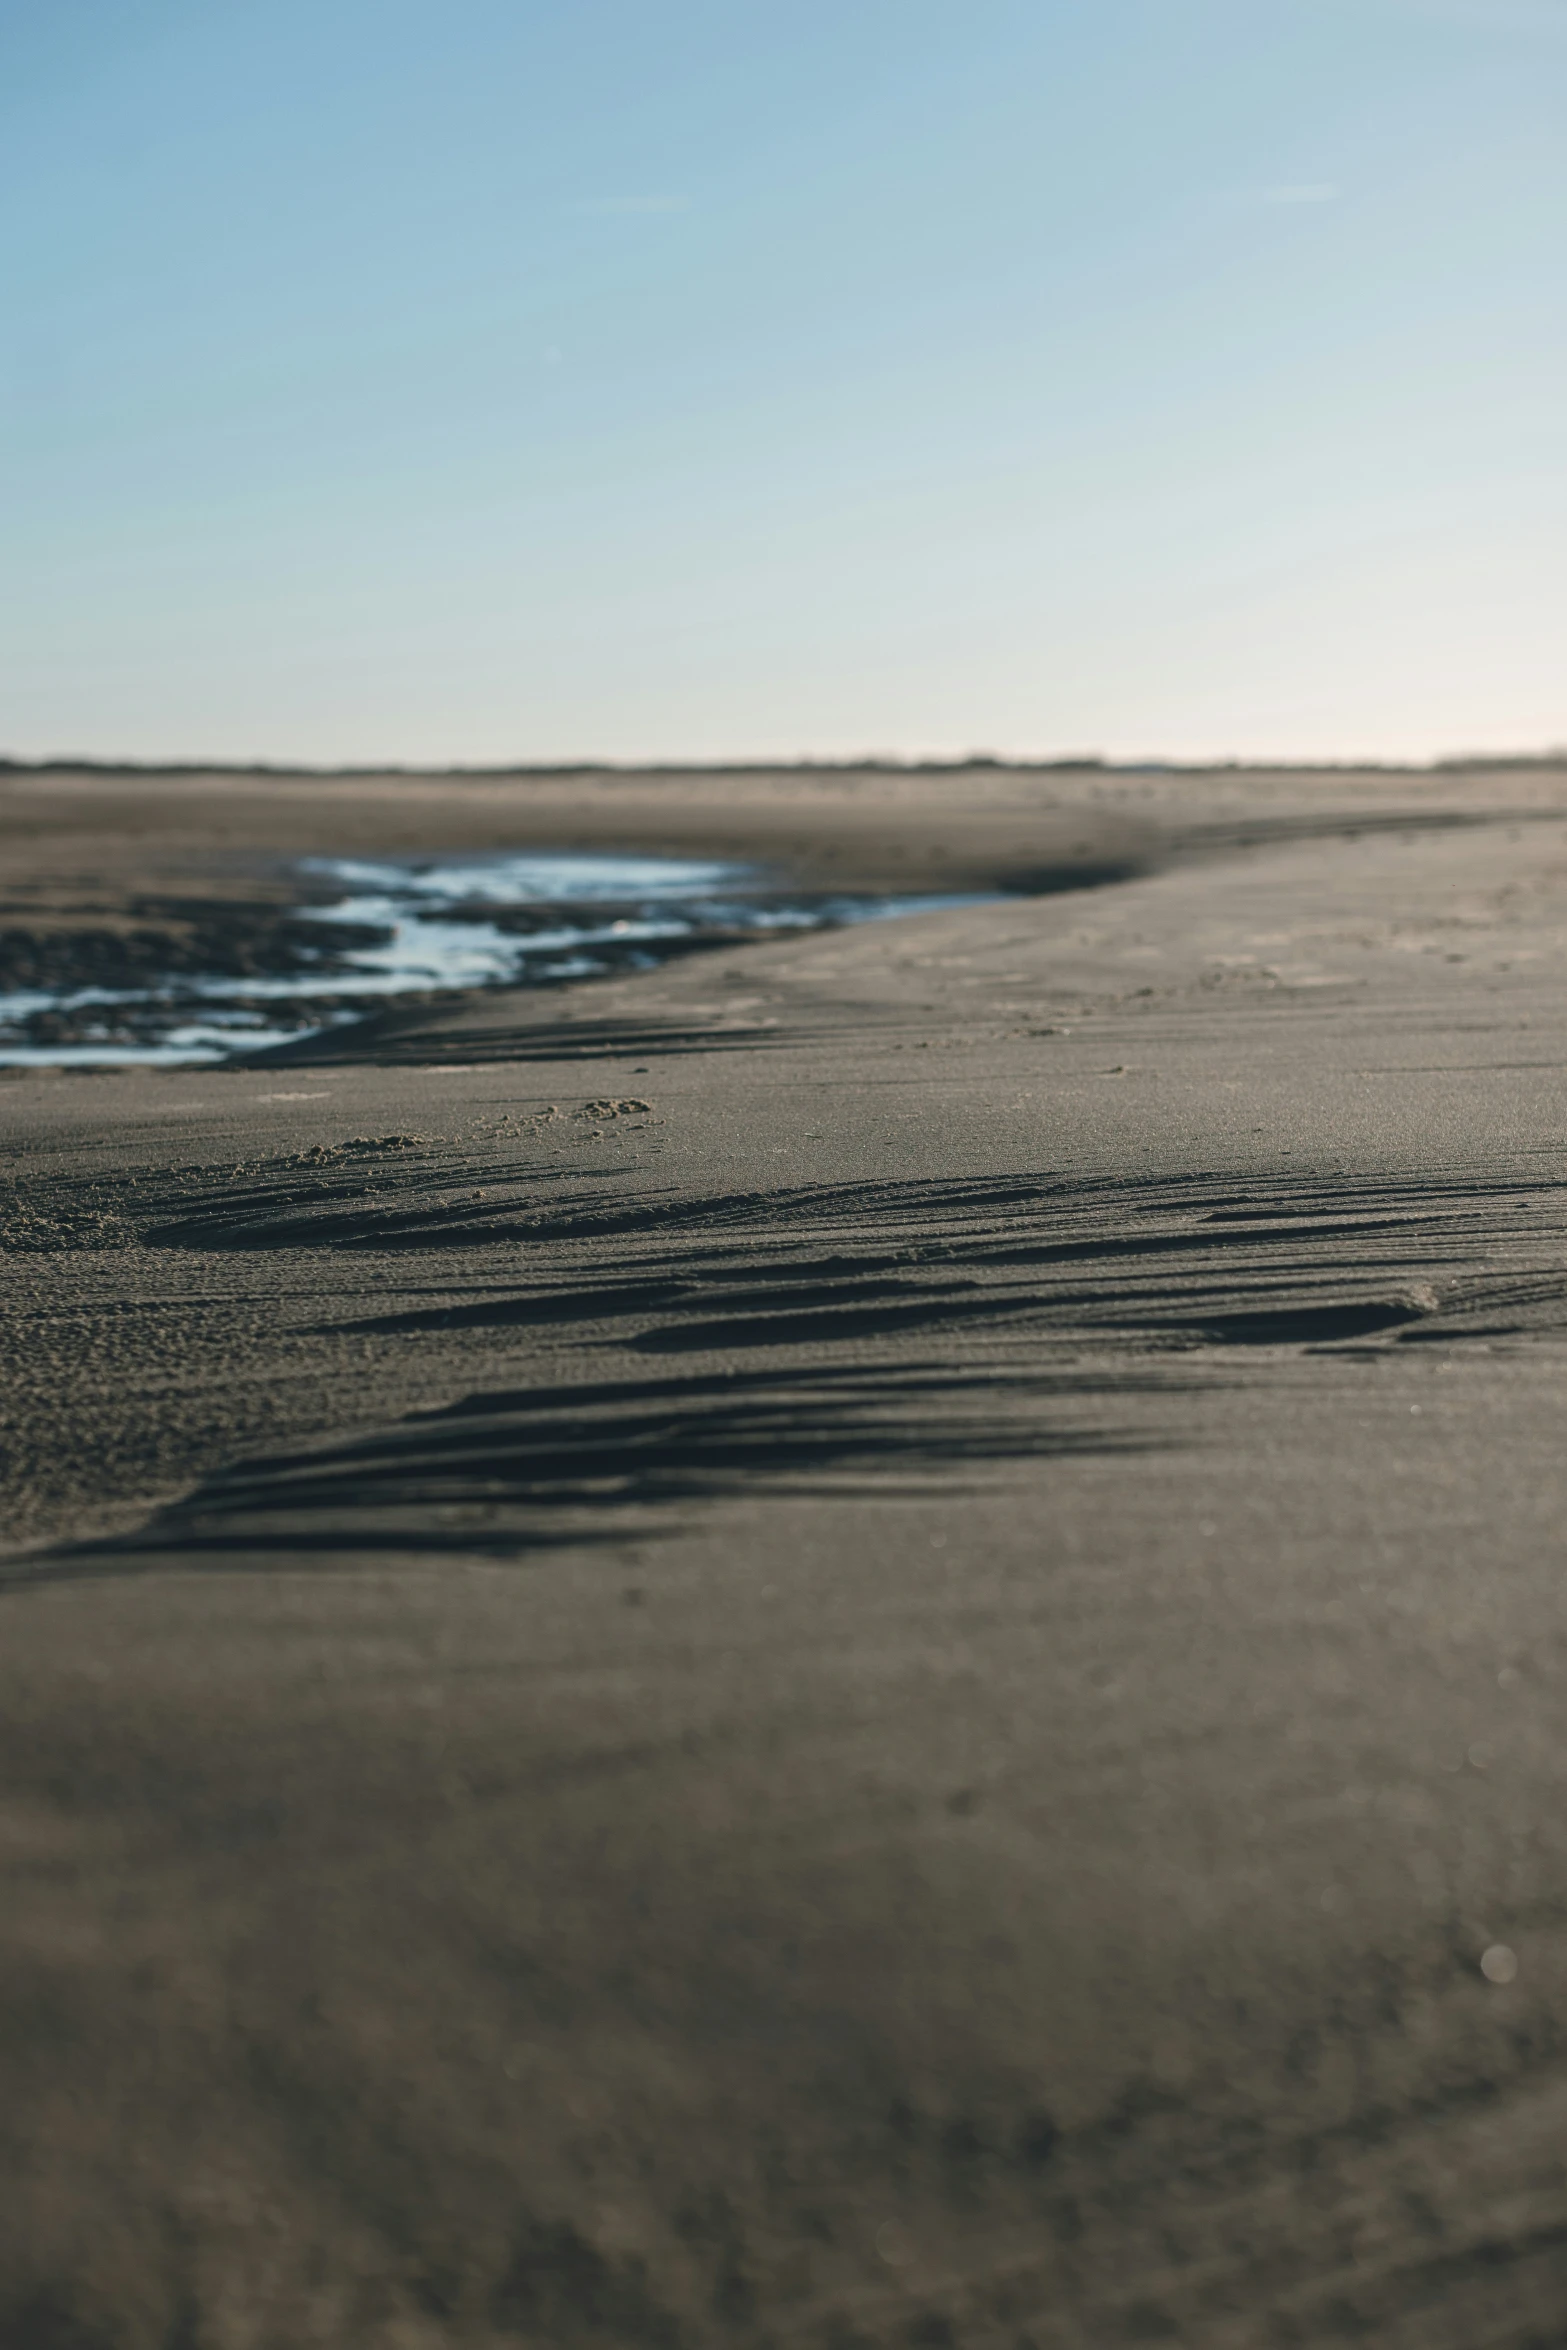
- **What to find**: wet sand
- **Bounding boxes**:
[4,759,1567,2346]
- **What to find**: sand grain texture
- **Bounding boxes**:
[4,762,1567,2347]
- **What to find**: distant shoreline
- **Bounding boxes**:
[5,751,1565,780]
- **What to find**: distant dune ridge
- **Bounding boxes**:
[4,756,1567,2345]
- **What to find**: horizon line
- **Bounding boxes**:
[5,749,1566,781]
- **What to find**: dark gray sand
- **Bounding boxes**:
[4,761,1567,2346]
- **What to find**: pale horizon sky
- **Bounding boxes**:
[3,0,1564,767]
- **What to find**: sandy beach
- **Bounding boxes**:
[5,757,1567,2346]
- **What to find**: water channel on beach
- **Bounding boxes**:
[0,850,982,1067]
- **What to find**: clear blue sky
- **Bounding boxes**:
[3,0,1563,764]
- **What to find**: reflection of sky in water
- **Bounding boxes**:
[0,850,982,1067]
[300,850,737,903]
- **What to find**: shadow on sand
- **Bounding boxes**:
[29,1361,1176,1581]
[19,1162,1567,1586]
